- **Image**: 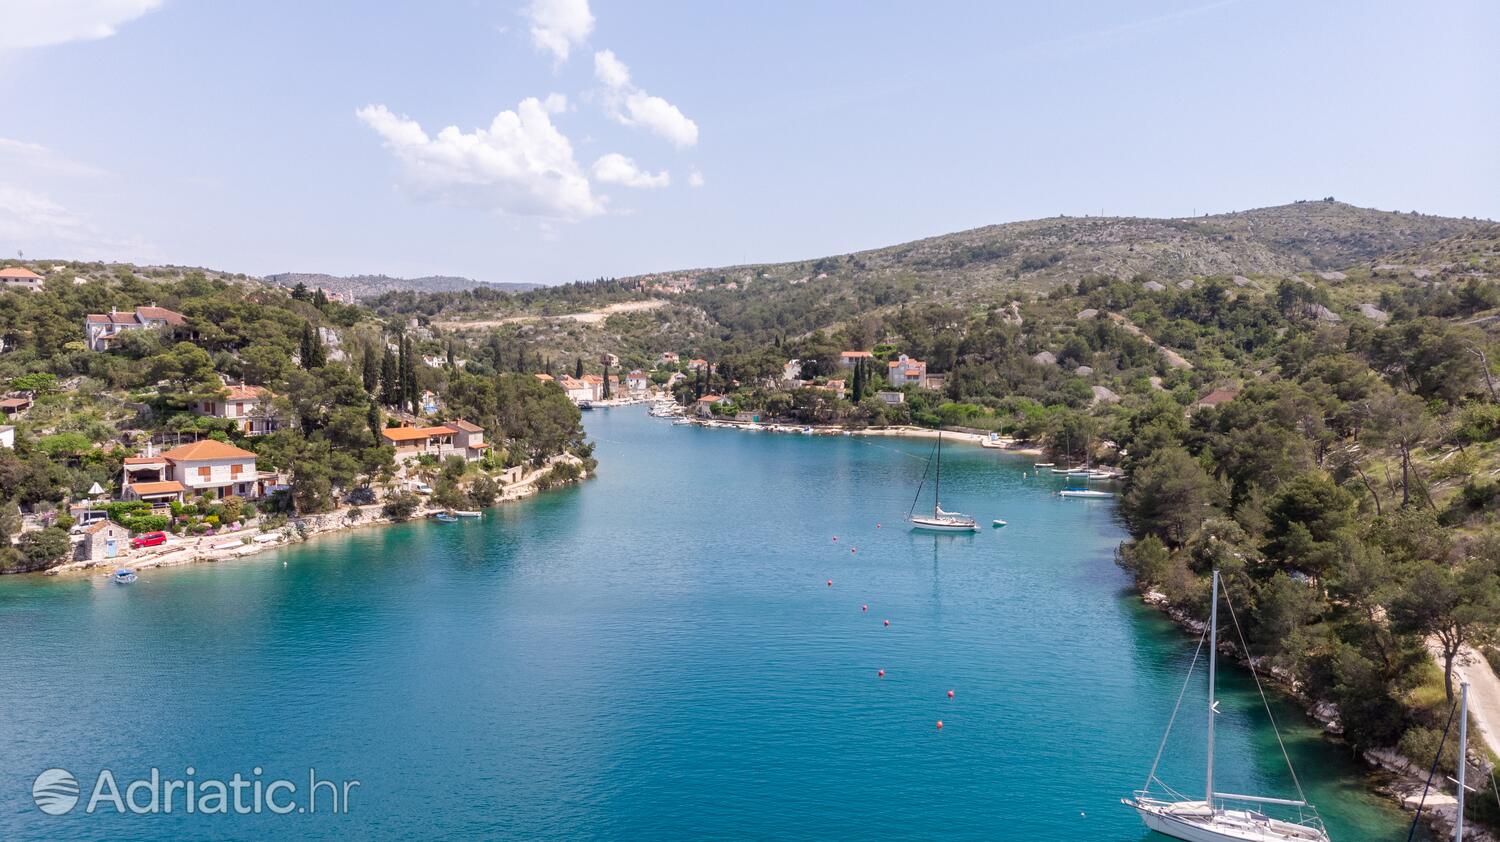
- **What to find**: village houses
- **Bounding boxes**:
[838,350,873,369]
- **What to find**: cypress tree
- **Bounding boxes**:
[313,288,329,310]
[853,358,865,403]
[366,401,382,445]
[380,345,399,406]
[602,361,611,399]
[361,346,380,393]
[402,336,418,413]
[575,358,584,378]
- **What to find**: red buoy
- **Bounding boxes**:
[827,579,833,587]
[947,690,955,699]
[862,604,868,612]
[936,720,944,729]
[876,523,882,528]
[883,619,890,627]
[832,536,838,542]
[850,547,856,553]
[877,669,885,678]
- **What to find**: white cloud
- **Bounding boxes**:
[526,0,593,63]
[593,49,699,149]
[356,98,605,220]
[540,92,569,114]
[0,138,108,178]
[592,153,670,189]
[0,183,150,259]
[0,0,163,49]
[687,168,705,188]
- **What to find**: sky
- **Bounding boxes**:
[0,0,1496,285]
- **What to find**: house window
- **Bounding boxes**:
[198,466,211,479]
[230,464,243,477]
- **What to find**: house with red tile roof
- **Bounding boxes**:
[838,350,873,368]
[0,266,44,291]
[381,420,489,462]
[83,304,188,351]
[121,439,264,503]
[886,354,927,387]
[193,384,284,435]
[1194,387,1239,410]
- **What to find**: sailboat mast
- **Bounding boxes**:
[1206,569,1218,806]
[934,431,942,513]
[1457,680,1469,841]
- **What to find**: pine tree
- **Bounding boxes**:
[291,281,310,301]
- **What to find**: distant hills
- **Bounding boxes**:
[621,200,1493,301]
[265,272,539,300]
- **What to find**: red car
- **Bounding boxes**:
[130,531,168,549]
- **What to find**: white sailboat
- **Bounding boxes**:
[907,431,979,532]
[1124,570,1331,842]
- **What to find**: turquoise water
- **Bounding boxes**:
[0,407,1417,840]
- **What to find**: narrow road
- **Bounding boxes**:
[1452,645,1500,757]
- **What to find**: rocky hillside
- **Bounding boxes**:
[266,272,538,300]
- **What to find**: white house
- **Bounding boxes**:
[781,359,803,383]
[876,390,906,405]
[886,354,927,387]
[838,350,873,369]
[381,420,489,463]
[625,370,652,392]
[0,266,44,291]
[162,439,262,499]
[83,305,188,351]
[0,425,13,449]
[194,384,283,435]
[693,394,732,418]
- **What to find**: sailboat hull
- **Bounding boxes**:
[909,517,978,532]
[1126,800,1330,842]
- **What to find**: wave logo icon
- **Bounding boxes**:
[32,768,80,815]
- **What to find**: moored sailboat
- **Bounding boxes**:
[1123,570,1330,842]
[907,431,978,532]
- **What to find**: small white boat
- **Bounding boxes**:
[1059,489,1113,498]
[452,510,483,518]
[1124,571,1331,842]
[111,568,137,584]
[1050,466,1076,474]
[907,431,979,532]
[1033,462,1055,468]
[992,519,1007,528]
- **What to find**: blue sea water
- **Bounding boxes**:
[0,407,1417,840]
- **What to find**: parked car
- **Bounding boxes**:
[130,531,168,549]
[414,483,433,494]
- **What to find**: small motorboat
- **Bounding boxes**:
[992,519,1008,528]
[111,568,137,584]
[452,510,483,518]
[432,512,460,523]
[1060,489,1113,498]
[1033,462,1055,468]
